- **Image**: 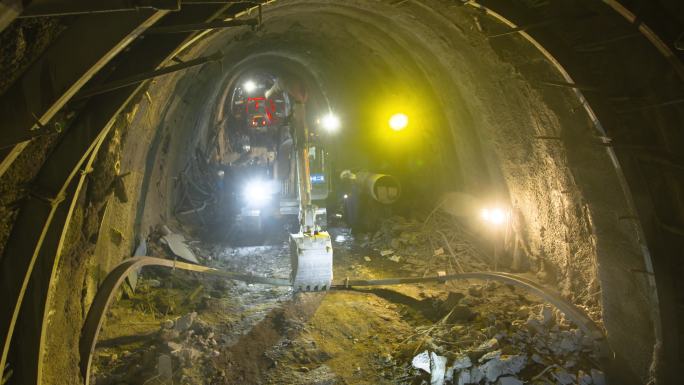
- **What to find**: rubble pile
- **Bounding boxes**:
[93,312,226,384]
[366,214,491,275]
[397,284,605,385]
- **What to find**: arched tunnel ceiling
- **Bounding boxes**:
[0,1,682,384]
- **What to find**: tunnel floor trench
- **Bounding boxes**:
[90,214,606,385]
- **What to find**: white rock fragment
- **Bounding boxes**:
[388,255,401,263]
[411,350,447,385]
[380,249,394,256]
[430,353,447,385]
[412,351,431,373]
[445,367,454,382]
[363,256,372,262]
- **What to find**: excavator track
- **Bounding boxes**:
[80,256,607,384]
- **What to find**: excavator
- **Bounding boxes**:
[265,77,334,291]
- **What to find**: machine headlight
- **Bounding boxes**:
[244,180,273,207]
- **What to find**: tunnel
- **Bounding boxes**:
[0,1,683,384]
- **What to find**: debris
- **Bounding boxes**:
[437,271,446,277]
[162,225,199,263]
[126,238,147,292]
[495,376,524,385]
[467,285,483,297]
[364,256,372,262]
[157,354,173,380]
[430,353,447,385]
[469,366,484,383]
[388,255,401,263]
[174,312,197,332]
[446,305,476,322]
[440,291,465,312]
[551,367,576,385]
[590,369,605,385]
[412,351,431,373]
[540,305,555,325]
[479,354,526,382]
[452,369,469,385]
[380,249,394,256]
[477,338,499,351]
[478,350,502,363]
[578,370,593,385]
[411,351,447,385]
[167,341,183,353]
[450,355,472,370]
[433,247,444,256]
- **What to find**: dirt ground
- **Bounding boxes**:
[91,217,605,385]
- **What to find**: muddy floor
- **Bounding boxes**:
[92,218,605,385]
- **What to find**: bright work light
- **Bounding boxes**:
[243,80,257,93]
[244,180,272,207]
[480,207,507,226]
[389,113,408,131]
[321,113,341,132]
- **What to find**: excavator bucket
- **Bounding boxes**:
[290,231,333,291]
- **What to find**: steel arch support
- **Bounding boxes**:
[0,10,168,168]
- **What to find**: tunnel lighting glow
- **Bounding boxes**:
[243,80,257,93]
[343,194,349,199]
[389,113,408,131]
[481,207,507,226]
[321,113,341,132]
[244,180,272,207]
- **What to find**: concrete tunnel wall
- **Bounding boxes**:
[33,0,659,383]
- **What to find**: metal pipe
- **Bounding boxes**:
[352,172,402,204]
